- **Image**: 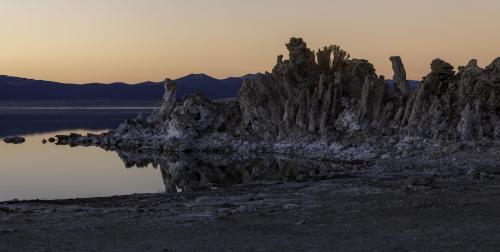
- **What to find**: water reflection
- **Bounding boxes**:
[116,150,357,193]
[0,130,165,201]
[0,108,357,200]
[0,129,357,201]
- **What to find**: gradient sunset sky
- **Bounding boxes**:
[1,0,499,83]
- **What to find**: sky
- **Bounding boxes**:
[1,0,500,83]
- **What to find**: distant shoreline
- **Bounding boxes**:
[0,100,161,108]
[0,106,158,110]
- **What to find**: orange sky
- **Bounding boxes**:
[1,0,500,83]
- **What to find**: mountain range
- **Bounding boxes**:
[0,73,252,102]
[0,73,420,103]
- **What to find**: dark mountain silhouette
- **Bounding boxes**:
[0,74,251,102]
[175,74,243,100]
[0,73,417,103]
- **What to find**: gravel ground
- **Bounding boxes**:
[2,151,500,252]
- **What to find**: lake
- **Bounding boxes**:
[0,107,351,201]
[0,107,166,201]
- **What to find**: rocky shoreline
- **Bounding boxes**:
[51,127,500,165]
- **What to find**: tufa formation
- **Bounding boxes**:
[57,38,500,160]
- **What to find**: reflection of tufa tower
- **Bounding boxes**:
[115,149,348,193]
[159,159,204,193]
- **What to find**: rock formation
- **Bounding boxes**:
[55,38,500,160]
[390,56,409,96]
[3,136,25,144]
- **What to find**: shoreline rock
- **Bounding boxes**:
[3,136,25,144]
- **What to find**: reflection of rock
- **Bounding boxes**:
[115,150,354,193]
[3,136,25,144]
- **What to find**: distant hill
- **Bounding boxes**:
[0,73,418,103]
[0,73,253,102]
[174,74,244,101]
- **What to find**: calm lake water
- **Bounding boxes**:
[0,108,164,201]
[0,107,351,201]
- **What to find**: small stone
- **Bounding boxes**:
[3,136,25,144]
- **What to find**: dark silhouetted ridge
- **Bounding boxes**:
[0,74,248,102]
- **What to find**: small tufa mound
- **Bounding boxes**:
[3,136,25,144]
